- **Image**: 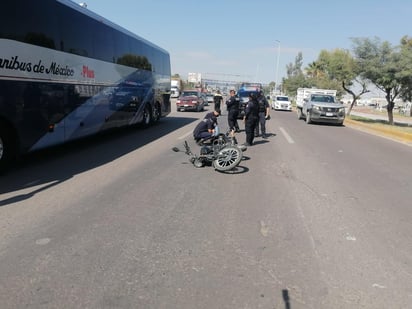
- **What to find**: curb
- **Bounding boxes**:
[344,117,412,145]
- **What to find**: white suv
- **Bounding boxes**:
[272,95,292,111]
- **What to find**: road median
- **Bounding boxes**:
[345,116,412,145]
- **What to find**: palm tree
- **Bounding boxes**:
[306,61,325,79]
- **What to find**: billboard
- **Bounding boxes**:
[188,72,201,83]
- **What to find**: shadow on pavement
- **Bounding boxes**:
[0,116,197,203]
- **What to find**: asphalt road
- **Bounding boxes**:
[1,105,411,308]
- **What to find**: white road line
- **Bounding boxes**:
[279,127,295,144]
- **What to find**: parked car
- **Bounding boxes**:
[176,90,205,112]
[201,92,209,106]
[205,93,214,105]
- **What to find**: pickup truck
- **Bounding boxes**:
[301,93,345,125]
[296,88,337,119]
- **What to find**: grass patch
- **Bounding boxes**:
[346,115,412,143]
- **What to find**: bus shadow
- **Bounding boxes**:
[0,116,197,203]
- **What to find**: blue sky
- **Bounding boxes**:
[80,0,411,84]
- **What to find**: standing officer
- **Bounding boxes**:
[243,93,259,146]
[225,89,240,132]
[255,91,270,138]
[213,90,223,111]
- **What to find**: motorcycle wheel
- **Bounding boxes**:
[213,146,242,171]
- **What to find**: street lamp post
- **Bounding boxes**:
[275,40,280,94]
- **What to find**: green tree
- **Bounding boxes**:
[283,52,309,96]
[352,37,403,125]
[306,61,325,79]
[315,49,370,115]
[283,51,343,98]
[266,81,276,94]
[283,74,309,97]
[398,36,412,116]
[286,52,304,77]
[302,51,342,96]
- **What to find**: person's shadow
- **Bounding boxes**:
[282,289,291,309]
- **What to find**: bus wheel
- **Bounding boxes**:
[152,103,161,123]
[0,124,14,173]
[142,104,152,127]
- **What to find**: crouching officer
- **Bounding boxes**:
[193,109,221,143]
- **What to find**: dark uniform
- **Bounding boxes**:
[244,94,259,146]
[213,91,223,110]
[255,92,270,138]
[226,90,240,132]
[193,110,220,142]
[193,118,215,142]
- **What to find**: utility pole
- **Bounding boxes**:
[275,40,280,94]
